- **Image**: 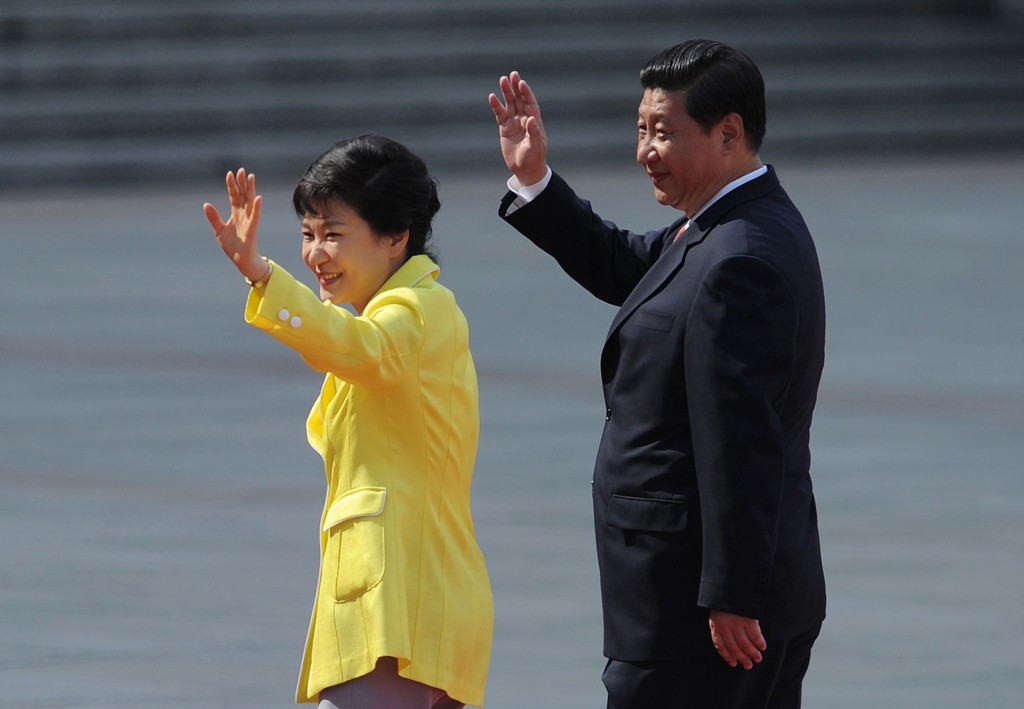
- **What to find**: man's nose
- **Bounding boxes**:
[637,140,657,165]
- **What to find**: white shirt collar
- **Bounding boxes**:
[687,165,768,223]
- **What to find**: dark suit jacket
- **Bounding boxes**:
[501,166,826,661]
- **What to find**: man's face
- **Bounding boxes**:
[636,87,722,215]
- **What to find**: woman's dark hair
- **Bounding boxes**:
[640,40,766,152]
[293,134,440,261]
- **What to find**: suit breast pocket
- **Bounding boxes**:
[322,486,387,602]
[629,307,675,333]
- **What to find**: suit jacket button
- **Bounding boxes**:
[605,408,612,421]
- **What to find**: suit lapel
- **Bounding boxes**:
[603,167,781,345]
[605,219,705,338]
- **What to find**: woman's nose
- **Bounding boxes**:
[306,241,328,264]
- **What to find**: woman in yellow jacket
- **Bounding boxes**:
[203,135,493,708]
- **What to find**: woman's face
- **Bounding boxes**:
[300,199,407,313]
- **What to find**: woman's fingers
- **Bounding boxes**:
[203,202,226,234]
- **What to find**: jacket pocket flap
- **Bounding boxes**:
[606,494,689,533]
[631,307,675,332]
[323,486,387,531]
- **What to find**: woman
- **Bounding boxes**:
[203,135,493,708]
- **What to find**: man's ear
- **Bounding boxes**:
[718,113,746,154]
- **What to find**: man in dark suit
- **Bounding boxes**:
[488,40,826,708]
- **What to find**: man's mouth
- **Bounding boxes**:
[648,170,669,186]
[318,272,342,285]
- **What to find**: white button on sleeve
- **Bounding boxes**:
[290,315,302,328]
[278,309,290,321]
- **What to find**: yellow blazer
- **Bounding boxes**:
[244,255,492,706]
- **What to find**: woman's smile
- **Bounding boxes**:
[317,270,342,286]
[301,199,408,313]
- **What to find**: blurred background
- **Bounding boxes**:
[2,0,1024,187]
[1,0,1022,707]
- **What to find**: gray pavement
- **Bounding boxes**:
[1,154,1022,707]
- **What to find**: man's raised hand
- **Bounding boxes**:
[488,71,548,186]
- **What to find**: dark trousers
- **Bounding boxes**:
[602,625,820,709]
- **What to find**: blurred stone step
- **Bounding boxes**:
[1,0,1021,189]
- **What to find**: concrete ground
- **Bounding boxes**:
[1,153,1022,707]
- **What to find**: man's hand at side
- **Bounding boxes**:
[709,610,767,670]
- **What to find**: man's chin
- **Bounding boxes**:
[653,191,687,212]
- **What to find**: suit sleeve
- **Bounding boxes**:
[684,254,799,619]
[243,261,425,389]
[501,171,677,306]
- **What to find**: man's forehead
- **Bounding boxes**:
[638,87,685,116]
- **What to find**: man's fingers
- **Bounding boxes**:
[709,614,766,670]
[717,649,739,668]
[507,71,523,113]
[719,634,758,670]
[493,72,540,128]
[747,622,768,652]
[488,93,506,123]
[735,634,763,669]
[505,71,535,119]
[517,75,538,111]
[498,74,518,114]
[709,623,736,667]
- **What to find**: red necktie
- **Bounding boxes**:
[673,220,690,242]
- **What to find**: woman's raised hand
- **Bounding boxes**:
[203,168,267,282]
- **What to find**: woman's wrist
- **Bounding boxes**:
[242,256,273,288]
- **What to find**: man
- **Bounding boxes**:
[488,40,826,708]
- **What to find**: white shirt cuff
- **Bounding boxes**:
[507,166,553,204]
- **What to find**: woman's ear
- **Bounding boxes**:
[387,230,410,258]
